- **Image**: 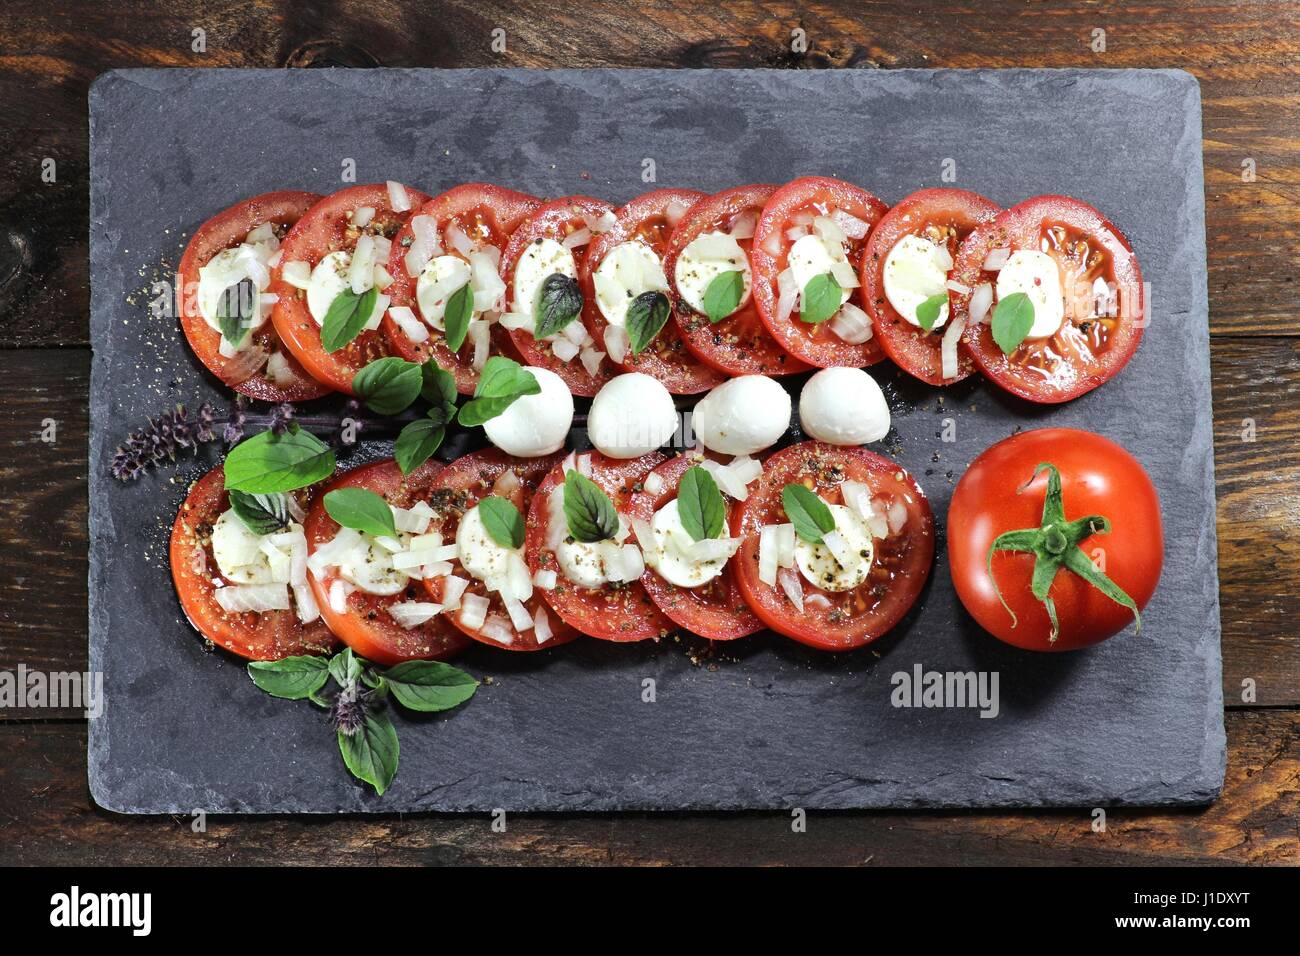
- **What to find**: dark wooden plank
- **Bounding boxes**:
[0,339,1295,710]
[2,709,1295,865]
[0,0,1296,346]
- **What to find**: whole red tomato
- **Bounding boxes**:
[947,428,1162,651]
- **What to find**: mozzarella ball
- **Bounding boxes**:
[588,372,678,459]
[692,375,791,456]
[798,367,890,445]
[483,366,573,457]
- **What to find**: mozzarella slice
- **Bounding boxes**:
[692,375,790,456]
[650,499,727,589]
[306,251,353,325]
[196,247,270,340]
[513,237,576,322]
[883,234,951,330]
[556,538,624,589]
[210,509,275,584]
[336,536,408,596]
[593,241,667,327]
[996,250,1066,340]
[455,504,519,584]
[787,234,852,309]
[674,231,750,317]
[415,255,473,330]
[795,505,874,592]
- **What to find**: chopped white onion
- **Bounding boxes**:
[822,530,854,569]
[546,485,568,550]
[353,206,375,228]
[458,592,489,630]
[584,210,617,234]
[777,568,804,612]
[776,268,798,325]
[805,592,832,610]
[552,337,580,362]
[982,247,1010,272]
[840,480,874,523]
[214,583,290,614]
[577,454,593,477]
[391,501,435,535]
[480,614,515,645]
[388,601,443,628]
[758,526,778,586]
[441,575,469,611]
[327,579,353,614]
[372,264,394,291]
[579,347,604,377]
[292,581,320,623]
[266,351,295,386]
[831,209,871,240]
[348,235,375,294]
[469,319,490,370]
[498,311,531,330]
[533,606,554,644]
[940,314,966,380]
[887,499,908,535]
[533,568,557,590]
[562,227,592,250]
[829,301,873,344]
[775,523,796,569]
[643,472,665,496]
[504,597,534,632]
[730,210,757,240]
[281,260,312,290]
[760,230,783,256]
[970,282,994,325]
[946,279,971,295]
[687,536,742,563]
[785,225,810,242]
[387,305,429,343]
[665,199,690,226]
[386,180,411,213]
[618,543,645,582]
[604,324,630,364]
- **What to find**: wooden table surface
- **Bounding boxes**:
[1,0,1297,866]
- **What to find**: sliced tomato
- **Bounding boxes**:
[525,451,673,641]
[177,191,331,402]
[419,449,579,651]
[665,184,812,377]
[170,464,338,661]
[304,459,471,667]
[731,441,934,651]
[502,196,618,397]
[626,453,762,641]
[382,183,541,395]
[862,188,1000,385]
[270,183,431,395]
[579,189,726,395]
[954,195,1145,403]
[751,176,890,369]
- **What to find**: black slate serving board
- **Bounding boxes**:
[88,68,1223,812]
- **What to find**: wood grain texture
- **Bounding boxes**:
[1,709,1294,865]
[0,0,1296,345]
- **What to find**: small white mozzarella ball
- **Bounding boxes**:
[798,367,890,446]
[996,250,1065,340]
[651,499,728,589]
[588,372,678,459]
[692,375,791,456]
[456,505,517,582]
[795,505,874,592]
[416,255,473,330]
[513,237,576,320]
[483,366,574,457]
[883,234,950,330]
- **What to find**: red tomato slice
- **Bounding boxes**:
[270,183,431,395]
[525,451,673,642]
[862,188,1000,385]
[304,459,471,667]
[579,189,726,395]
[170,464,339,661]
[947,428,1162,651]
[751,176,890,369]
[502,196,618,397]
[731,442,934,651]
[953,195,1145,403]
[665,184,812,377]
[177,191,331,402]
[382,183,542,395]
[420,449,579,651]
[626,454,763,641]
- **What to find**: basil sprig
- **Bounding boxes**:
[228,489,290,534]
[626,291,671,355]
[782,483,835,544]
[324,487,397,538]
[563,469,619,543]
[248,647,479,796]
[701,271,744,324]
[443,283,474,352]
[799,273,842,325]
[457,356,540,427]
[991,291,1035,354]
[914,292,949,332]
[534,273,583,339]
[353,357,423,416]
[217,278,256,347]
[478,495,525,549]
[677,466,725,542]
[320,286,379,353]
[223,427,336,494]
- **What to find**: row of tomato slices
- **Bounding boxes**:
[179,178,1144,407]
[170,440,935,665]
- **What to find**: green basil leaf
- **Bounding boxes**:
[227,489,290,535]
[534,273,583,339]
[247,655,330,700]
[320,286,377,353]
[338,706,399,795]
[223,428,336,494]
[457,356,541,427]
[782,483,836,544]
[914,292,949,332]
[442,283,474,352]
[216,278,256,347]
[563,469,619,543]
[991,291,1035,355]
[421,360,458,408]
[328,647,363,689]
[799,273,842,325]
[625,290,671,355]
[382,660,479,712]
[477,495,525,549]
[352,357,422,416]
[394,417,445,475]
[677,466,725,542]
[324,487,397,538]
[702,270,744,324]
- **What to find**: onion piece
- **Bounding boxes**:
[327,579,353,614]
[562,227,592,250]
[458,592,489,630]
[446,224,475,256]
[584,210,617,234]
[828,301,873,344]
[940,313,966,380]
[982,247,1010,272]
[831,209,870,240]
[552,337,580,362]
[822,530,854,569]
[546,485,568,550]
[441,575,469,611]
[388,601,443,629]
[776,268,798,325]
[758,526,778,586]
[579,347,604,377]
[387,305,428,343]
[603,325,629,364]
[292,581,320,623]
[214,583,290,614]
[468,319,490,370]
[352,206,375,228]
[533,606,554,644]
[480,614,515,645]
[386,180,411,213]
[504,597,534,632]
[760,230,783,256]
[805,592,832,610]
[730,209,757,239]
[665,199,690,226]
[777,568,804,612]
[886,499,908,535]
[533,568,557,590]
[643,472,665,496]
[774,523,796,569]
[687,536,742,563]
[281,260,312,290]
[946,279,971,295]
[970,282,994,324]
